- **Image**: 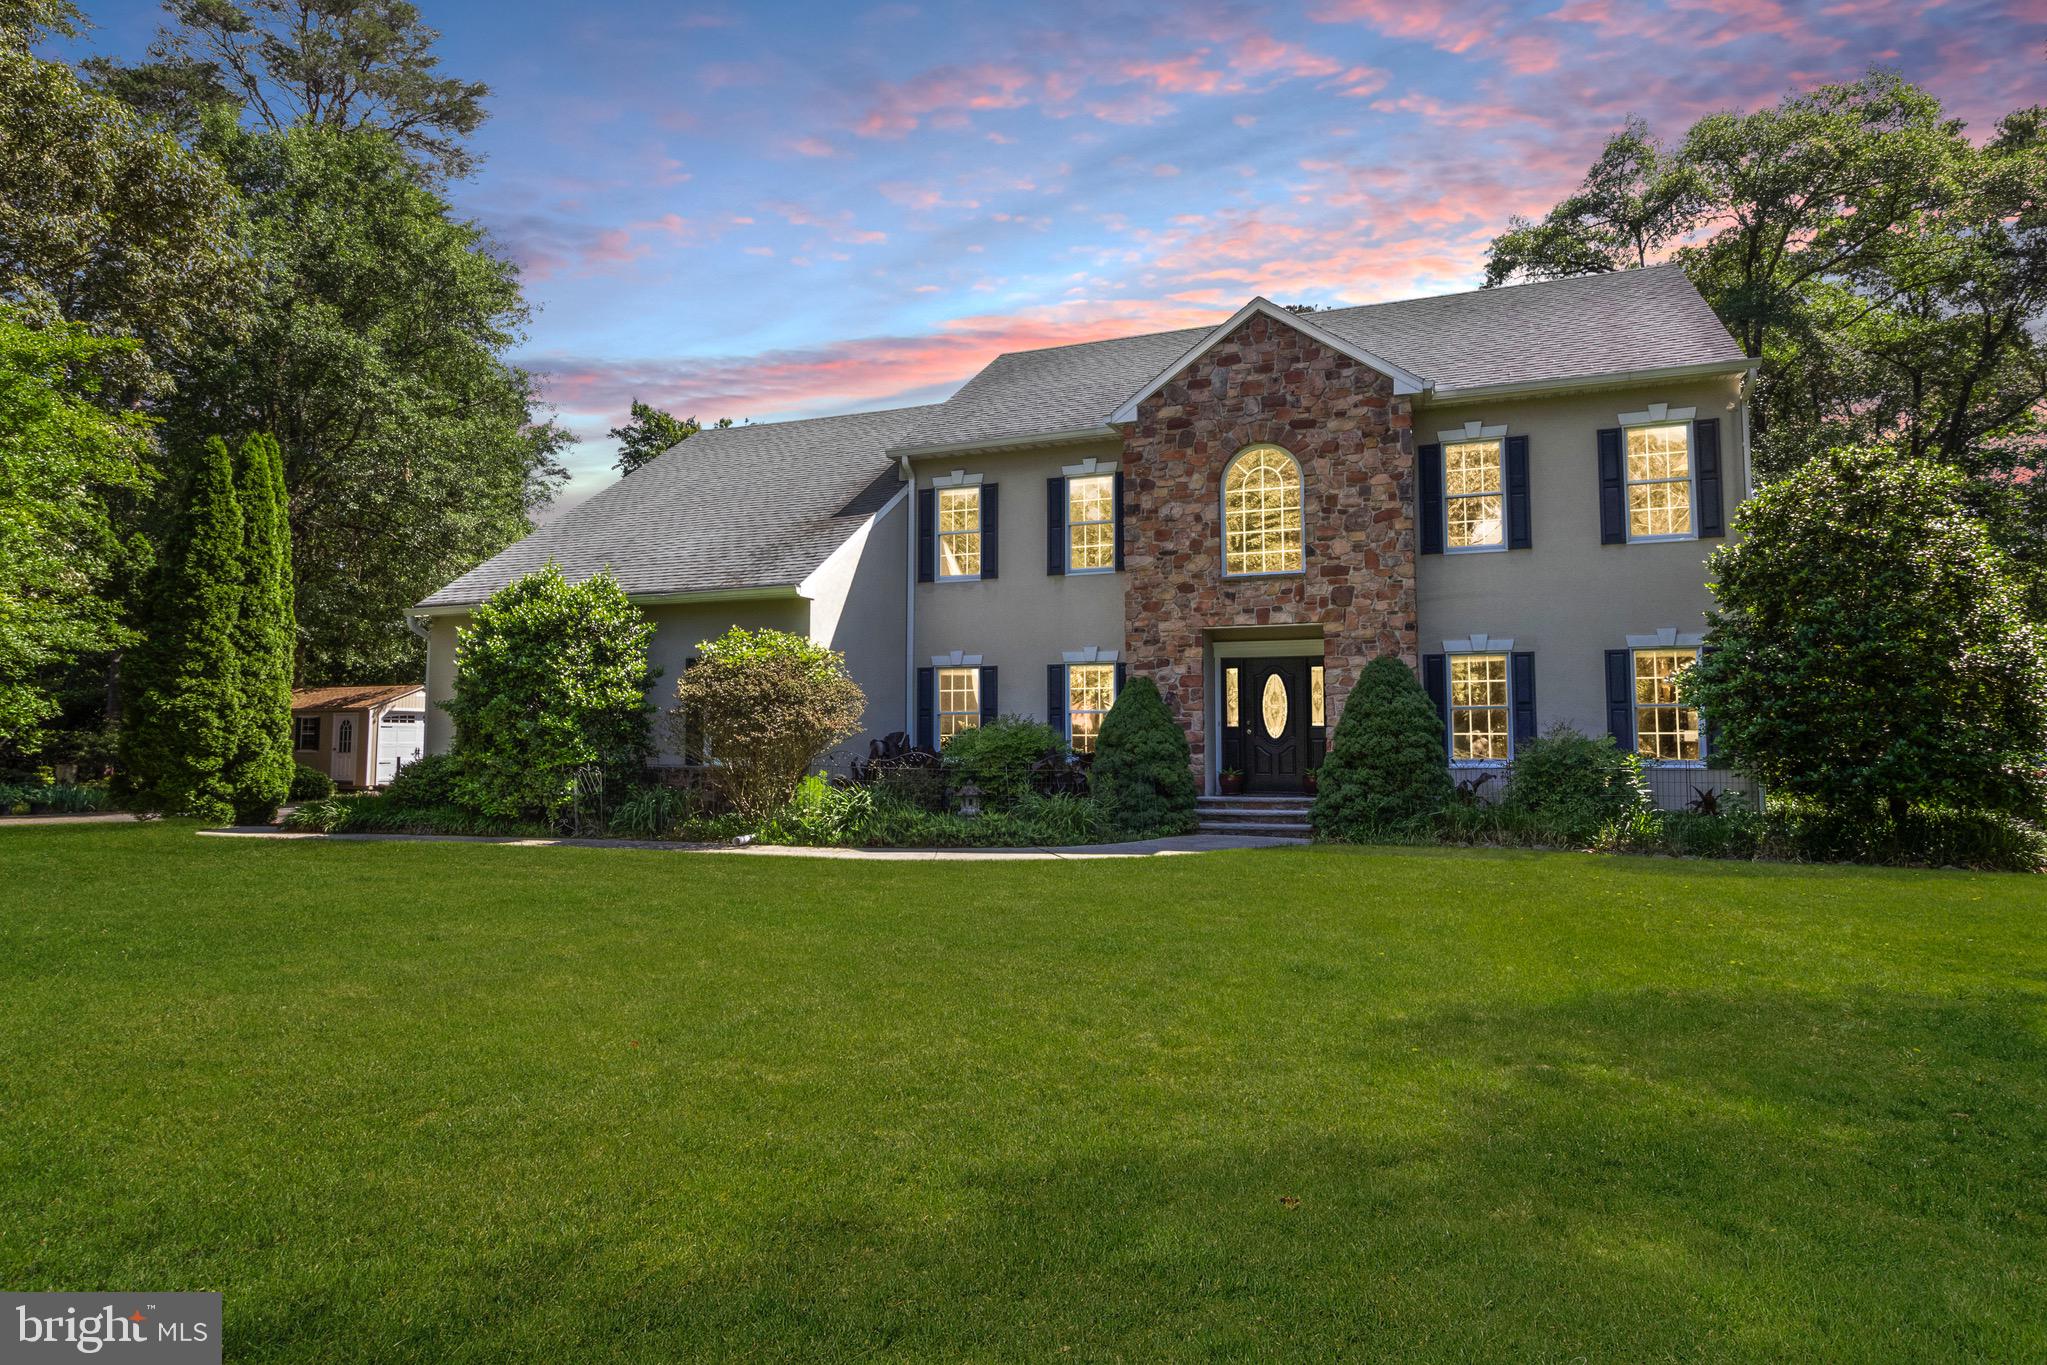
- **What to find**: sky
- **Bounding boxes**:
[63,0,2047,504]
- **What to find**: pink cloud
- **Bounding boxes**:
[853,63,1034,137]
[786,136,839,158]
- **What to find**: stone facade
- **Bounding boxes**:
[1119,311,1417,780]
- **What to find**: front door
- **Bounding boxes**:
[1223,657,1314,793]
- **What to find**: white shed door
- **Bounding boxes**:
[377,712,425,785]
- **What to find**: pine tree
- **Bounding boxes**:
[226,433,296,822]
[1311,656,1453,841]
[120,438,244,821]
[1090,676,1198,838]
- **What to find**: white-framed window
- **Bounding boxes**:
[293,716,320,751]
[1625,422,1694,541]
[937,666,981,745]
[1633,648,1702,763]
[1449,654,1511,764]
[1066,663,1117,753]
[1443,437,1505,551]
[1222,445,1303,576]
[336,718,353,754]
[936,486,982,579]
[1067,475,1115,573]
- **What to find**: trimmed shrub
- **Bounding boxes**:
[942,715,1066,806]
[1089,676,1197,839]
[1501,725,1650,842]
[281,793,548,838]
[669,626,865,820]
[288,762,334,801]
[381,752,459,809]
[224,433,295,824]
[442,565,658,823]
[1690,445,2047,821]
[751,777,1101,848]
[1312,656,1453,841]
[119,437,245,822]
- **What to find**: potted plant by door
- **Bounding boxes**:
[1303,767,1320,796]
[1218,768,1244,795]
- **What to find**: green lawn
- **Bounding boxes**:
[2,823,2044,1361]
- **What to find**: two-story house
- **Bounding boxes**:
[416,264,1754,807]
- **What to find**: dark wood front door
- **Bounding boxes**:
[1223,657,1314,793]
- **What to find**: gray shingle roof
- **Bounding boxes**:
[896,264,1745,451]
[420,267,1744,608]
[418,405,927,608]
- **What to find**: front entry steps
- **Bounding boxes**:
[1197,794,1313,841]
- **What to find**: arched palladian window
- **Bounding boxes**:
[1222,445,1304,576]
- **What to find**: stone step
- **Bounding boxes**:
[1198,794,1312,805]
[1197,819,1313,838]
[1198,807,1311,825]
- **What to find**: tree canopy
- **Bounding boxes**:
[0,309,154,748]
[85,0,491,179]
[164,119,567,681]
[610,401,725,478]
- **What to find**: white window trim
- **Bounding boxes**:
[1439,425,1509,556]
[1619,408,1699,545]
[1629,642,1708,768]
[1064,470,1117,576]
[1443,634,1516,654]
[1063,659,1119,752]
[1061,456,1119,478]
[1447,651,1514,768]
[935,664,983,744]
[933,480,982,583]
[1220,445,1307,580]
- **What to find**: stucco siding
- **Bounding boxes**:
[808,489,909,767]
[1414,373,1752,801]
[911,440,1126,727]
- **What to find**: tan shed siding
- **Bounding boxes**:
[1415,373,1752,807]
[912,440,1126,728]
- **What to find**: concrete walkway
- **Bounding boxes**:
[196,827,1308,859]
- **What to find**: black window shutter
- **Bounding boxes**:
[1046,477,1066,575]
[1694,418,1725,538]
[1597,428,1625,544]
[1112,471,1126,571]
[1046,664,1066,735]
[916,489,935,582]
[1422,653,1448,753]
[916,667,935,749]
[979,666,998,721]
[1419,443,1445,555]
[980,484,999,579]
[1605,649,1633,749]
[1506,435,1532,550]
[1510,652,1536,747]
[1114,660,1126,691]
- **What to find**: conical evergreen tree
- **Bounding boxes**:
[1090,676,1198,838]
[1311,655,1453,840]
[226,433,296,822]
[120,438,245,822]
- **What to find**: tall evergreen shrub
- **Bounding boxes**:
[225,433,296,822]
[1090,676,1198,839]
[1311,656,1453,841]
[120,438,245,821]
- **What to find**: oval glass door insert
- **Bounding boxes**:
[1260,673,1288,739]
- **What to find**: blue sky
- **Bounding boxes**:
[62,0,2047,501]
